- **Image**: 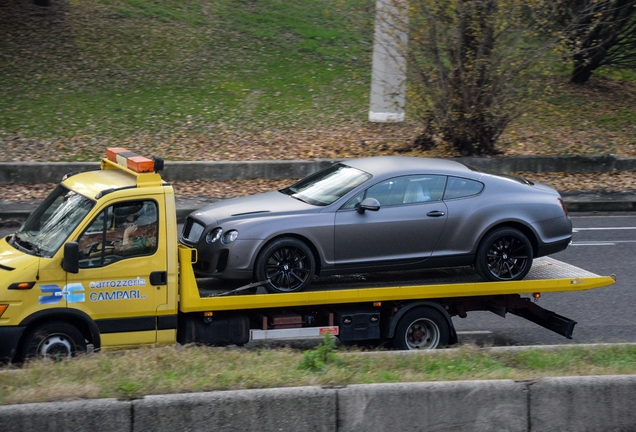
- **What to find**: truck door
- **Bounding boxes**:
[66,197,168,347]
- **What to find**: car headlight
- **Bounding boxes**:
[206,228,223,244]
[222,230,238,244]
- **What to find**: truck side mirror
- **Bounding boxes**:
[357,197,381,214]
[62,242,80,274]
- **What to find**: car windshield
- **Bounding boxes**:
[281,163,372,206]
[10,185,95,258]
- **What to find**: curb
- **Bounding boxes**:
[1,155,635,185]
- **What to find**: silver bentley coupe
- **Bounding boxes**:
[180,157,572,293]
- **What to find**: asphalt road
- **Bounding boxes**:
[1,213,634,348]
[453,213,636,347]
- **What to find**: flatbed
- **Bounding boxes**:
[193,256,612,305]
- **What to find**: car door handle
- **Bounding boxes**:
[426,210,445,217]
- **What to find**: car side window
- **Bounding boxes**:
[77,200,158,268]
[443,177,484,200]
[342,175,446,210]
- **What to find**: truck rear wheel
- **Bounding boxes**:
[255,237,315,293]
[22,321,87,360]
[392,308,449,350]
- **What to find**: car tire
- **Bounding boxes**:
[392,307,449,350]
[475,227,533,281]
[255,237,316,293]
[22,321,87,360]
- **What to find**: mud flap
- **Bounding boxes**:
[508,303,577,339]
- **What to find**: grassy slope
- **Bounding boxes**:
[0,0,372,143]
[1,0,635,162]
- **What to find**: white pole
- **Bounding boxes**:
[369,0,409,123]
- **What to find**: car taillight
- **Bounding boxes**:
[558,198,569,217]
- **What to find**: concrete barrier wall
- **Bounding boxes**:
[530,375,636,432]
[337,380,528,432]
[0,399,131,432]
[1,376,634,431]
[133,387,337,432]
[1,156,635,184]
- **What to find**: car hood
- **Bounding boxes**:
[191,191,317,225]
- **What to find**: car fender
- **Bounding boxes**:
[236,212,336,267]
[436,191,551,257]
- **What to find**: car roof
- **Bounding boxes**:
[342,156,475,177]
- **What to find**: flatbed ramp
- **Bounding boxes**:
[182,256,615,313]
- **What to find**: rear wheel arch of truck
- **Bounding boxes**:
[17,309,101,361]
[387,302,457,350]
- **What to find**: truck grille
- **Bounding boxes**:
[182,218,205,243]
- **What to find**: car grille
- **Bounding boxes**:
[182,218,205,243]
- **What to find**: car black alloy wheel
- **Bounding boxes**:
[256,237,316,293]
[476,227,533,281]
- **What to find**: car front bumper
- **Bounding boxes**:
[192,238,263,280]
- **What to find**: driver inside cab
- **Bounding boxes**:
[77,200,158,267]
[118,204,157,252]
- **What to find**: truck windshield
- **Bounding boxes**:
[10,185,95,258]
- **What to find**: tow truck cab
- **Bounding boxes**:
[0,149,180,361]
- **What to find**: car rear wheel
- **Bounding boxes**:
[255,237,316,293]
[475,227,533,281]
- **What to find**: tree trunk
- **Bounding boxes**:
[571,60,594,84]
[571,45,609,84]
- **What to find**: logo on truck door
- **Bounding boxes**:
[38,278,148,305]
[39,283,85,305]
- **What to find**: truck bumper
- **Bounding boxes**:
[0,326,25,363]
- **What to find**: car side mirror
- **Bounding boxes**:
[357,197,381,214]
[62,242,80,274]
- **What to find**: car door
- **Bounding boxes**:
[66,197,168,346]
[334,175,448,264]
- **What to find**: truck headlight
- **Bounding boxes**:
[222,230,238,244]
[206,228,223,244]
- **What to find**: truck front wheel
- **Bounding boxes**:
[22,321,87,360]
[392,308,449,350]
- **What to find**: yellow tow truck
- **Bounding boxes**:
[0,149,616,362]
